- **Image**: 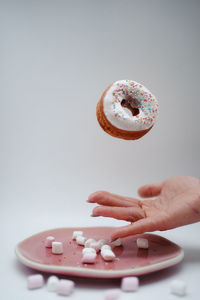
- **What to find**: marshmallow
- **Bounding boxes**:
[98,239,107,247]
[121,276,139,292]
[27,274,44,290]
[136,238,149,249]
[56,279,75,296]
[81,252,97,264]
[72,231,83,240]
[111,238,122,247]
[82,247,96,255]
[84,238,96,248]
[90,241,101,252]
[45,236,55,248]
[104,288,121,300]
[170,279,186,296]
[101,244,111,251]
[76,235,86,246]
[52,242,63,254]
[47,275,59,292]
[101,249,115,261]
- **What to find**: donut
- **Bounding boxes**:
[96,79,158,140]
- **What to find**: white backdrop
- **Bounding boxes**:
[1,1,200,299]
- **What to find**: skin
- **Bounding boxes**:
[88,176,200,240]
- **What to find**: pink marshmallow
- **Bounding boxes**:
[56,279,74,296]
[27,274,44,290]
[90,241,101,252]
[45,236,55,248]
[121,276,139,292]
[81,252,97,264]
[104,288,121,300]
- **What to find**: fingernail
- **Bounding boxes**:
[90,214,99,217]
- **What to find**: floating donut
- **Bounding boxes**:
[96,79,158,140]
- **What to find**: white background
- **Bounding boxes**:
[1,0,200,299]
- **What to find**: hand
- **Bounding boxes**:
[88,176,200,240]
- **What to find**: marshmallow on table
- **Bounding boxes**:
[72,231,83,240]
[136,238,149,249]
[111,238,122,247]
[81,252,97,264]
[56,279,74,296]
[45,236,55,248]
[82,247,96,255]
[101,249,115,261]
[47,275,59,292]
[104,288,121,300]
[121,276,139,292]
[170,280,186,296]
[27,274,44,290]
[52,242,63,254]
[84,238,96,248]
[76,235,86,246]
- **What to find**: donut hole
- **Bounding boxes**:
[121,99,140,117]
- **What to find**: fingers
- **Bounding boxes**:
[92,205,146,222]
[88,191,141,207]
[138,182,163,198]
[110,216,165,240]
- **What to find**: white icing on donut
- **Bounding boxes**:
[103,80,158,131]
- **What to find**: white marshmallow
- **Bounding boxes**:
[56,279,74,296]
[101,249,115,261]
[104,288,121,300]
[170,279,186,296]
[136,238,149,249]
[82,247,96,255]
[84,238,96,248]
[111,238,122,247]
[98,239,107,247]
[72,231,83,240]
[121,276,139,292]
[81,252,97,264]
[47,275,59,292]
[52,242,63,254]
[76,235,86,246]
[27,274,44,290]
[90,241,101,252]
[45,236,55,248]
[101,244,111,251]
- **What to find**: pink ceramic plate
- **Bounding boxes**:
[16,227,184,278]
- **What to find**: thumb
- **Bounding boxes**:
[138,182,163,198]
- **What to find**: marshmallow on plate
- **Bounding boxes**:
[82,247,96,255]
[111,238,122,247]
[27,274,44,290]
[84,238,96,248]
[101,244,111,251]
[76,235,86,246]
[45,236,55,248]
[52,242,63,254]
[81,252,97,264]
[136,238,149,249]
[101,249,115,261]
[72,231,83,240]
